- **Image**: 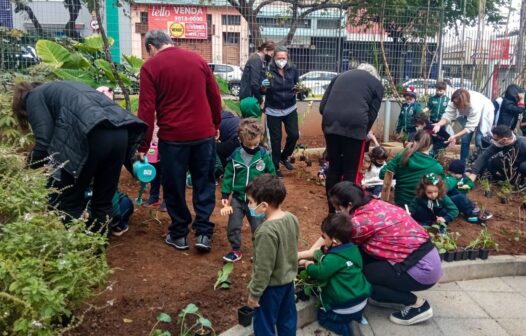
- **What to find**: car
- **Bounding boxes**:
[208,63,243,96]
[402,79,454,97]
[444,77,474,91]
[299,71,338,96]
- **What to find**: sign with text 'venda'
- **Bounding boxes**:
[148,5,207,39]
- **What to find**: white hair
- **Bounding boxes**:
[356,63,380,80]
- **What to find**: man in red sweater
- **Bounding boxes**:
[138,30,222,252]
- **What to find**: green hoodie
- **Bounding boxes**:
[396,102,423,134]
[445,174,474,194]
[380,150,444,207]
[427,94,450,123]
[307,244,371,310]
[221,146,276,202]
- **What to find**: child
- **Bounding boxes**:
[317,150,329,186]
[445,160,493,223]
[143,123,166,211]
[361,146,389,197]
[301,213,371,336]
[246,174,299,336]
[424,81,450,123]
[413,113,449,158]
[396,88,423,141]
[83,189,134,236]
[221,118,276,262]
[410,173,459,232]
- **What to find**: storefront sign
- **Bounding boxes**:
[148,5,207,39]
[489,39,510,60]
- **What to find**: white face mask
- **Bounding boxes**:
[275,60,287,69]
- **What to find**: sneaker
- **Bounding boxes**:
[478,210,493,221]
[165,234,189,250]
[466,215,479,223]
[223,250,243,262]
[390,300,433,326]
[280,159,294,171]
[368,298,404,310]
[159,200,167,212]
[143,199,160,207]
[276,171,284,178]
[112,224,129,237]
[472,206,481,215]
[195,235,212,252]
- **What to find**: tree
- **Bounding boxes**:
[64,0,82,39]
[12,0,43,36]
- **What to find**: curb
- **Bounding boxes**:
[219,255,526,336]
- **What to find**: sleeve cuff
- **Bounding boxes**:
[221,193,231,200]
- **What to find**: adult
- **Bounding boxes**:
[496,84,525,130]
[12,80,146,232]
[320,63,384,212]
[239,41,275,109]
[298,182,442,326]
[217,109,241,169]
[432,89,494,162]
[380,131,444,208]
[264,47,301,177]
[467,125,526,185]
[138,30,222,252]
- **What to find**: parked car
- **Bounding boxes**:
[299,71,338,97]
[444,77,474,91]
[208,63,243,96]
[402,79,454,97]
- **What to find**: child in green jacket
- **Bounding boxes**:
[301,213,371,336]
[396,89,423,140]
[424,81,450,123]
[410,173,458,234]
[221,118,276,262]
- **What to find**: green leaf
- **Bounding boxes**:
[157,312,172,323]
[75,34,114,53]
[182,303,199,314]
[214,263,233,290]
[123,54,144,73]
[36,40,71,67]
[94,59,116,82]
[53,69,97,87]
[119,95,139,114]
[62,53,92,69]
[118,72,131,87]
[198,317,212,328]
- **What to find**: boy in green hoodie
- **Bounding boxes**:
[396,89,423,141]
[424,81,450,123]
[221,118,276,262]
[301,213,371,336]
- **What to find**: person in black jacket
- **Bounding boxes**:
[263,47,303,176]
[496,84,525,130]
[320,64,384,213]
[239,41,275,106]
[12,81,147,233]
[217,109,240,169]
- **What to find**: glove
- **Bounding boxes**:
[261,79,270,87]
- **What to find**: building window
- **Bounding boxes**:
[256,17,311,28]
[222,15,241,26]
[317,19,340,29]
[140,12,148,24]
[223,32,240,44]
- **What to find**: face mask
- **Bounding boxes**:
[275,60,287,69]
[249,203,265,219]
[264,54,272,62]
[242,145,259,155]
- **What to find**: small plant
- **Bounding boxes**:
[178,303,215,336]
[479,177,492,198]
[497,180,512,204]
[429,230,458,253]
[214,263,233,290]
[478,228,498,250]
[149,312,172,336]
[294,269,323,302]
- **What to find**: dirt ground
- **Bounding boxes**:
[68,150,526,336]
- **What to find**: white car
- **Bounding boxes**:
[402,79,454,97]
[208,63,243,96]
[299,71,338,96]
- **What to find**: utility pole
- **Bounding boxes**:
[516,0,526,86]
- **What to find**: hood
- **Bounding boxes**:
[504,84,522,103]
[406,151,439,171]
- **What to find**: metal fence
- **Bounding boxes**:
[0,0,524,100]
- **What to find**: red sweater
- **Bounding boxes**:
[138,47,222,151]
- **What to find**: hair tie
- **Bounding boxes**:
[425,173,440,185]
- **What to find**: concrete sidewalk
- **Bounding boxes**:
[298,276,526,336]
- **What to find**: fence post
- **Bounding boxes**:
[384,99,391,143]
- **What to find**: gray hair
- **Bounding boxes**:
[356,63,380,80]
[274,46,288,54]
[144,30,173,52]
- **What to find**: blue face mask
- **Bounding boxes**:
[249,203,265,219]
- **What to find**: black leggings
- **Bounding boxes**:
[266,111,299,171]
[361,252,434,306]
[324,134,366,213]
[53,126,128,232]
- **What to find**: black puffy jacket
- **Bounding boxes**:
[264,62,299,110]
[239,53,266,103]
[497,84,525,129]
[25,81,147,178]
[320,69,384,140]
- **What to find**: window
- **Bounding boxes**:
[140,12,148,24]
[256,17,311,28]
[222,15,241,26]
[215,65,233,73]
[317,19,340,29]
[223,32,240,44]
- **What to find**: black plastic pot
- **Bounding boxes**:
[484,190,492,198]
[454,250,463,261]
[194,327,212,336]
[500,197,509,204]
[238,306,254,327]
[479,248,490,260]
[461,250,469,260]
[295,288,309,301]
[444,251,455,262]
[439,252,445,261]
[466,249,478,260]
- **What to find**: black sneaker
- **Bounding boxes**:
[390,300,433,325]
[276,171,284,178]
[112,224,129,237]
[165,234,189,250]
[195,235,212,252]
[280,159,294,171]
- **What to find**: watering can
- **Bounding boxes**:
[132,156,156,205]
[146,143,159,163]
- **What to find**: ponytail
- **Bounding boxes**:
[400,130,432,167]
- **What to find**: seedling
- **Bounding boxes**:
[497,180,512,204]
[214,263,233,290]
[149,312,172,336]
[479,177,492,198]
[178,303,215,336]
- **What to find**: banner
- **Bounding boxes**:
[148,5,207,39]
[489,39,510,60]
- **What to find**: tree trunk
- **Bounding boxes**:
[516,0,526,86]
[93,0,130,111]
[64,0,81,40]
[14,1,44,36]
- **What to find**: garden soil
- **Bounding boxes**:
[68,157,526,336]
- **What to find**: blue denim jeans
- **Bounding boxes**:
[253,283,296,336]
[447,189,475,217]
[318,307,364,336]
[159,138,216,239]
[148,161,162,202]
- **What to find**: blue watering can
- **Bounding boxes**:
[132,156,156,205]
